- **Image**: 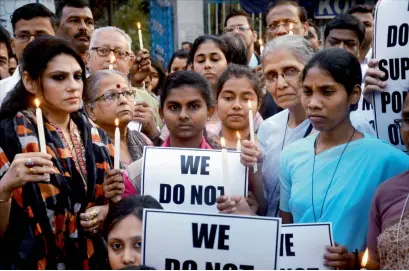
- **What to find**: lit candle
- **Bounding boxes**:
[248,100,258,173]
[108,55,115,70]
[137,22,144,50]
[361,248,369,270]
[34,99,47,154]
[259,39,264,55]
[289,23,294,35]
[114,118,120,169]
[220,137,230,197]
[236,131,241,151]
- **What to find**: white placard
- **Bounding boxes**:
[278,223,334,270]
[373,0,409,151]
[142,209,281,270]
[141,147,248,213]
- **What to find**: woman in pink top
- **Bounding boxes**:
[83,70,152,197]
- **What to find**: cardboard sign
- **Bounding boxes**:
[141,147,248,213]
[314,0,376,19]
[279,223,334,270]
[142,209,281,270]
[373,0,409,151]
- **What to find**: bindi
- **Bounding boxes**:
[116,84,121,89]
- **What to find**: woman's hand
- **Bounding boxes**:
[103,169,124,203]
[79,205,108,234]
[216,195,255,216]
[324,243,353,269]
[130,49,151,84]
[246,191,259,214]
[133,101,159,138]
[240,140,263,168]
[364,59,387,103]
[0,153,54,200]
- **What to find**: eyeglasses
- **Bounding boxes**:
[265,68,300,84]
[266,20,300,32]
[14,33,49,42]
[225,25,251,33]
[394,119,409,131]
[94,89,135,104]
[91,47,130,59]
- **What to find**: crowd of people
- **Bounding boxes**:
[0,0,407,269]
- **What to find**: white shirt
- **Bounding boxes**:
[0,66,21,108]
[248,53,259,69]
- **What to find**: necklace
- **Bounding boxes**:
[311,127,356,222]
[396,193,409,269]
[281,113,313,151]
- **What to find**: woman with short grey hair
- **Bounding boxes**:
[84,69,152,197]
[257,35,315,217]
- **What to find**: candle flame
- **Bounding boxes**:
[259,39,263,46]
[236,131,241,140]
[361,248,369,268]
[110,55,116,64]
[220,137,226,148]
[115,118,119,126]
[248,100,252,110]
[289,22,293,30]
[137,22,141,30]
[34,98,40,108]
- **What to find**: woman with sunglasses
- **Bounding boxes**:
[84,70,152,197]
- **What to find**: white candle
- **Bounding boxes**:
[108,55,115,70]
[236,131,241,151]
[34,99,47,154]
[220,137,230,197]
[114,118,120,169]
[259,39,264,55]
[248,100,258,173]
[289,23,294,35]
[137,22,144,50]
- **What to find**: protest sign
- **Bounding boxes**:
[373,0,409,151]
[141,147,248,213]
[142,209,281,270]
[279,223,334,270]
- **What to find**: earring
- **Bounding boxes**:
[207,117,210,121]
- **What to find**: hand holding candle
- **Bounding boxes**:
[220,137,230,197]
[236,131,241,151]
[108,55,115,70]
[137,22,144,50]
[34,99,47,154]
[247,100,258,173]
[114,118,120,169]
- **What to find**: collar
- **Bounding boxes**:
[248,53,259,69]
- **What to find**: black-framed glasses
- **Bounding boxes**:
[14,33,49,42]
[265,68,300,84]
[394,119,409,131]
[91,47,130,59]
[225,25,251,33]
[94,89,135,104]
[266,20,300,32]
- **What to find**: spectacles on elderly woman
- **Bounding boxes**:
[94,89,135,104]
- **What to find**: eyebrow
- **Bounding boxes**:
[328,36,356,43]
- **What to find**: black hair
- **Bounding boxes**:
[347,4,374,16]
[167,49,189,73]
[187,35,230,68]
[224,9,252,27]
[181,41,193,48]
[150,60,166,96]
[0,36,86,119]
[10,3,57,33]
[217,64,262,106]
[0,26,11,56]
[265,0,308,25]
[220,34,248,65]
[324,14,365,46]
[56,0,90,21]
[103,195,163,240]
[119,266,156,270]
[160,70,213,109]
[301,48,362,111]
